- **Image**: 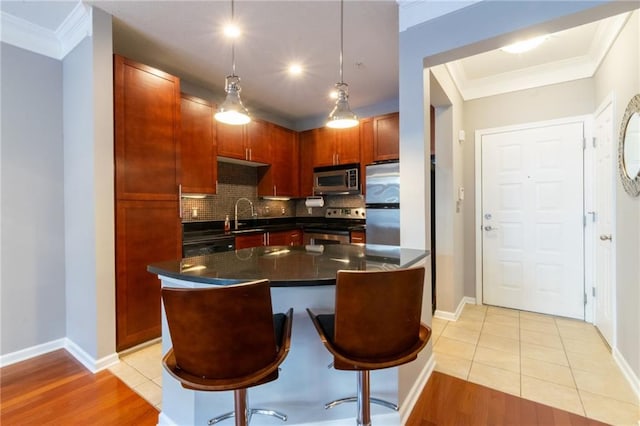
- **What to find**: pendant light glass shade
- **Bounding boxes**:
[327,82,358,129]
[215,0,250,126]
[326,0,358,129]
[215,75,251,125]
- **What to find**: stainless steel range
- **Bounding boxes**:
[303,208,366,245]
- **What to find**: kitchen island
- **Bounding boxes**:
[149,244,432,426]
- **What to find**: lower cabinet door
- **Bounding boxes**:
[235,233,266,249]
[116,200,181,351]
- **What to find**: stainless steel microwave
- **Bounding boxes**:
[313,163,360,195]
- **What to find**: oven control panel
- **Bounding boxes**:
[324,208,366,219]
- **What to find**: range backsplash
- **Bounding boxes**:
[181,162,365,223]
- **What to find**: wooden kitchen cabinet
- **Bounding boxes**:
[373,112,399,161]
[267,229,302,246]
[299,129,315,197]
[180,94,217,194]
[258,124,299,197]
[235,233,266,249]
[114,55,181,201]
[217,119,270,163]
[312,126,360,167]
[116,200,181,351]
[350,230,366,244]
[114,54,182,351]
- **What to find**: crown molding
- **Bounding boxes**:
[445,12,631,101]
[0,2,91,60]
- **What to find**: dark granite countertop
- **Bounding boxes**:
[148,244,428,287]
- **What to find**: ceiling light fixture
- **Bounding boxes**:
[326,0,358,129]
[288,63,303,76]
[501,35,548,54]
[223,23,240,39]
[215,0,250,125]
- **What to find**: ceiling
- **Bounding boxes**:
[0,1,631,126]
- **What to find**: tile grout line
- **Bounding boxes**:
[555,316,587,417]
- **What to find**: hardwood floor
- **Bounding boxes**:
[0,350,158,425]
[406,371,608,426]
[1,350,608,425]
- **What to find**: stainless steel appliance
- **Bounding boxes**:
[365,160,400,245]
[313,163,360,195]
[303,208,366,245]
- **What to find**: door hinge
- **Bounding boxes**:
[584,293,588,305]
[592,137,596,148]
[592,287,596,297]
[583,215,587,227]
[582,138,586,150]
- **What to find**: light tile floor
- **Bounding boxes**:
[433,304,639,425]
[110,304,640,425]
[108,342,163,411]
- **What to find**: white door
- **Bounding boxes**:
[481,122,585,319]
[593,100,615,345]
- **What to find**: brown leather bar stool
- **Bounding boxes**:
[307,267,431,426]
[162,280,293,426]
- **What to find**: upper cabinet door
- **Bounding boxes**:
[335,125,361,165]
[180,95,217,194]
[246,119,271,164]
[312,127,337,167]
[373,112,399,161]
[298,130,315,197]
[114,55,181,200]
[216,121,246,160]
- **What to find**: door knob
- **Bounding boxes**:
[599,234,612,241]
[484,225,499,231]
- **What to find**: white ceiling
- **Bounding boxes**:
[0,1,631,126]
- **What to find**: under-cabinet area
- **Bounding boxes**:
[114,54,398,350]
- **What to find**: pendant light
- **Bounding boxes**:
[326,0,358,129]
[215,0,251,125]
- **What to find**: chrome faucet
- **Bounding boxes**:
[234,197,255,230]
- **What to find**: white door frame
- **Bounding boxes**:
[475,115,594,321]
[591,92,617,343]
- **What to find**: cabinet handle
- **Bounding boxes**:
[216,180,218,193]
[273,185,276,196]
[248,148,252,161]
[178,184,183,219]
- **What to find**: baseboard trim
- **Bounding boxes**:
[399,352,436,424]
[0,338,66,368]
[434,296,476,321]
[612,347,640,400]
[65,338,119,373]
[0,337,119,373]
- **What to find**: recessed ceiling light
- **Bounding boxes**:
[501,35,548,54]
[223,23,241,38]
[288,63,303,75]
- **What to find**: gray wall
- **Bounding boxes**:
[462,78,596,297]
[1,43,66,354]
[593,10,640,379]
[63,8,115,360]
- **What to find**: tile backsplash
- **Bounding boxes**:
[181,162,365,222]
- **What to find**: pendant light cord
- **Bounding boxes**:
[231,0,236,77]
[339,0,344,84]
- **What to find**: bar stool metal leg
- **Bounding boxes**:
[357,371,371,426]
[208,390,288,425]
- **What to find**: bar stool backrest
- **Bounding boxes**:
[162,280,277,380]
[334,267,425,360]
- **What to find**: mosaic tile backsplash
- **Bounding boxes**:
[181,162,364,222]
